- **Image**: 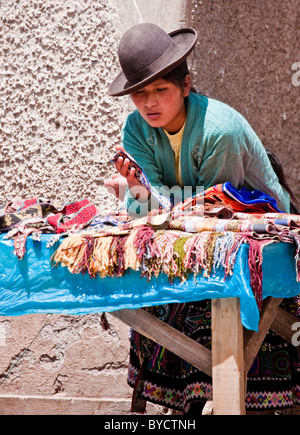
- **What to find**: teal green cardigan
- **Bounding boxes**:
[121,92,290,215]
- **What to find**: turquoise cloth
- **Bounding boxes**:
[121,92,290,214]
[0,234,300,332]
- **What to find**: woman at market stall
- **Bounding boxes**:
[105,23,299,415]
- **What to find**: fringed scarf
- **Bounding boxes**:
[242,234,280,309]
[52,219,300,311]
[133,226,158,280]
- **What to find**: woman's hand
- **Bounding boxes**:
[113,146,139,187]
[111,146,150,202]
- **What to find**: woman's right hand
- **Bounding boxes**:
[113,146,150,202]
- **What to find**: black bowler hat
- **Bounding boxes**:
[108,23,197,97]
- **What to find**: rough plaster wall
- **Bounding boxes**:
[0,0,127,209]
[0,313,170,415]
[0,0,184,415]
[0,0,131,413]
[0,0,124,415]
[188,0,300,205]
[0,0,188,207]
[0,315,129,400]
[113,0,188,32]
[0,307,174,413]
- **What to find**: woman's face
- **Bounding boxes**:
[130,76,191,134]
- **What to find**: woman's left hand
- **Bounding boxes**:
[104,173,128,201]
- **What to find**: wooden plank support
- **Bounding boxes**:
[244,297,283,373]
[271,306,299,345]
[212,298,245,415]
[202,400,214,415]
[111,308,212,377]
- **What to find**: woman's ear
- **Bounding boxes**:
[183,74,192,97]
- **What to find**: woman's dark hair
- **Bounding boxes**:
[266,149,299,214]
[162,60,198,94]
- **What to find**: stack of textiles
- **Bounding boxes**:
[52,183,300,310]
[0,197,129,260]
[1,182,300,309]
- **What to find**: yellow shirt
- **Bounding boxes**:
[164,121,186,187]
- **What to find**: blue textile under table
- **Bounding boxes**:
[0,234,299,332]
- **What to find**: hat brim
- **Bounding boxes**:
[108,27,198,97]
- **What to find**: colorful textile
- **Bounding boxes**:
[52,211,300,309]
[2,183,300,311]
[128,299,300,413]
[1,183,299,414]
[0,181,290,261]
[169,218,279,234]
[49,182,300,311]
[173,182,283,215]
[0,198,127,259]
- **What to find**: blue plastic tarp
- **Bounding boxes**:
[0,234,299,332]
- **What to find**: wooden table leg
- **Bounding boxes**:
[212,298,246,415]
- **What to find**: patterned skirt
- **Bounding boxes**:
[127,298,300,413]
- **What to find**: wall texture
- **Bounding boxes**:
[0,0,126,209]
[188,0,300,205]
[0,0,130,413]
[0,0,188,207]
[0,0,184,416]
[0,313,134,414]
